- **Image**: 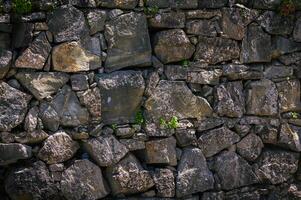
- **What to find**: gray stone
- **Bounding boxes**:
[202,192,225,200]
[12,23,34,49]
[70,0,97,7]
[120,139,145,151]
[194,37,240,64]
[222,64,263,80]
[5,161,59,200]
[264,65,293,80]
[254,149,299,184]
[212,151,258,190]
[148,12,185,29]
[278,123,301,152]
[97,0,138,9]
[115,125,135,138]
[245,79,278,116]
[24,106,39,132]
[187,69,222,85]
[198,126,240,157]
[279,52,301,65]
[105,154,154,195]
[0,132,15,143]
[198,0,228,8]
[196,117,225,132]
[186,19,220,37]
[145,80,212,122]
[48,5,89,43]
[145,71,160,97]
[186,9,221,19]
[253,0,282,10]
[61,160,110,200]
[15,72,69,100]
[97,71,145,124]
[144,123,175,137]
[276,80,301,112]
[0,82,32,132]
[236,133,264,161]
[293,18,301,42]
[104,12,151,72]
[214,81,245,118]
[171,0,198,9]
[241,24,271,63]
[14,130,49,144]
[37,131,79,164]
[86,10,107,35]
[176,148,214,197]
[83,134,128,167]
[70,74,89,91]
[0,49,12,79]
[153,168,175,197]
[144,137,177,165]
[0,143,32,166]
[175,129,197,147]
[39,102,60,132]
[15,32,51,70]
[145,0,170,8]
[153,29,195,64]
[256,125,278,144]
[272,36,301,57]
[164,65,187,81]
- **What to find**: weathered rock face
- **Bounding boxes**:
[0,143,32,165]
[97,0,138,9]
[39,102,60,132]
[105,154,154,195]
[236,133,264,161]
[198,0,228,8]
[278,123,301,152]
[104,12,151,72]
[245,79,278,116]
[145,80,212,122]
[86,10,107,35]
[153,168,175,197]
[276,80,300,113]
[198,127,240,157]
[186,19,219,37]
[61,160,110,200]
[254,150,299,184]
[5,161,59,200]
[293,18,301,42]
[15,130,49,144]
[37,131,79,164]
[15,72,69,100]
[176,148,214,197]
[97,70,145,124]
[187,69,222,85]
[0,82,32,132]
[15,32,51,70]
[222,64,263,80]
[0,49,12,79]
[48,5,89,43]
[149,12,185,29]
[153,29,195,64]
[83,134,129,167]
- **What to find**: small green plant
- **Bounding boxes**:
[180,59,190,68]
[111,123,117,131]
[159,116,179,129]
[135,110,145,125]
[12,0,32,15]
[291,112,298,119]
[143,5,159,16]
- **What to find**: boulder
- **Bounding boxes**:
[61,160,110,200]
[15,32,51,70]
[186,9,221,19]
[86,10,107,35]
[264,65,293,80]
[70,74,89,91]
[0,143,32,166]
[153,168,175,197]
[14,130,49,144]
[278,123,301,152]
[276,80,301,113]
[176,148,214,197]
[15,72,69,100]
[0,49,12,79]
[236,133,264,161]
[194,37,240,64]
[253,0,282,10]
[171,0,198,9]
[37,131,79,164]
[0,82,32,132]
[39,102,60,132]
[104,12,151,72]
[83,134,129,167]
[120,139,145,151]
[145,0,170,8]
[23,106,39,132]
[187,69,222,85]
[148,11,185,29]
[97,71,145,124]
[272,36,301,57]
[97,0,138,9]
[12,23,34,49]
[198,126,240,157]
[185,19,220,37]
[153,29,195,64]
[222,64,263,80]
[175,129,197,147]
[164,65,187,81]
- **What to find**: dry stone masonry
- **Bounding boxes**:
[0,0,301,199]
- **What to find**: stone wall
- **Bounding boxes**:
[0,0,301,199]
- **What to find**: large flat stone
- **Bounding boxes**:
[149,11,185,29]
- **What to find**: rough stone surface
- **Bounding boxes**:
[153,168,175,197]
[70,74,89,91]
[187,69,222,85]
[276,80,301,113]
[278,123,301,152]
[222,64,263,80]
[0,49,12,79]
[0,143,32,165]
[236,133,264,161]
[83,135,129,167]
[153,29,195,64]
[37,131,79,164]
[15,130,49,144]
[39,102,60,132]
[293,18,301,42]
[149,12,185,29]
[186,19,220,37]
[97,0,138,9]
[61,160,110,200]
[176,148,214,197]
[198,0,228,8]
[198,127,240,157]
[86,10,107,35]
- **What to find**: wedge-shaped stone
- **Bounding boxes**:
[278,123,301,152]
[0,143,32,165]
[149,11,185,29]
[0,49,12,79]
[15,130,49,144]
[276,80,301,113]
[236,133,264,161]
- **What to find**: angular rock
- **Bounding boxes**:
[153,29,195,64]
[52,41,101,72]
[186,19,220,37]
[256,125,278,144]
[24,106,39,132]
[254,149,299,184]
[39,102,60,132]
[0,82,32,132]
[61,160,110,200]
[120,139,145,151]
[104,12,151,72]
[236,133,264,161]
[5,161,59,200]
[0,49,12,79]
[253,0,282,10]
[97,71,145,124]
[198,0,228,8]
[279,52,301,65]
[245,79,278,116]
[70,74,89,91]
[145,0,170,8]
[176,148,214,197]
[175,128,197,147]
[86,10,107,35]
[15,32,51,69]
[15,72,69,100]
[105,154,154,195]
[77,87,102,122]
[278,123,301,152]
[148,12,185,29]
[276,80,301,113]
[97,0,138,9]
[48,5,89,43]
[214,81,245,118]
[222,64,263,80]
[241,24,271,63]
[194,37,240,64]
[171,0,198,9]
[293,18,301,42]
[14,130,49,144]
[153,168,175,197]
[272,36,301,57]
[145,80,212,122]
[186,9,221,19]
[144,137,177,165]
[187,69,222,85]
[212,151,258,190]
[37,131,79,164]
[198,126,240,157]
[0,143,32,165]
[12,23,34,49]
[196,117,225,132]
[264,65,293,80]
[164,65,187,81]
[115,125,135,138]
[0,132,15,143]
[83,134,129,167]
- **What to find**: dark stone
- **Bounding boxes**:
[278,123,301,152]
[70,74,89,91]
[175,128,197,147]
[187,69,222,85]
[264,65,293,80]
[186,18,220,37]
[276,80,301,113]
[171,0,198,9]
[272,36,301,57]
[164,65,187,81]
[0,49,12,79]
[236,133,264,161]
[186,9,221,19]
[253,0,282,10]
[145,0,170,8]
[0,143,32,166]
[120,139,145,151]
[14,130,49,144]
[196,117,225,132]
[198,0,228,8]
[23,106,39,132]
[153,168,175,197]
[148,11,185,29]
[86,10,107,35]
[293,17,301,42]
[12,23,34,48]
[96,0,138,9]
[39,102,60,132]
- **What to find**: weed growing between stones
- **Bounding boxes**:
[159,116,179,129]
[135,109,145,125]
[180,59,190,67]
[143,5,159,16]
[12,0,32,14]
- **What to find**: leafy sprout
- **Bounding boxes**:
[135,110,145,125]
[291,112,298,119]
[12,0,32,15]
[143,5,159,16]
[159,116,179,129]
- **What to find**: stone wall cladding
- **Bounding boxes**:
[0,0,301,199]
